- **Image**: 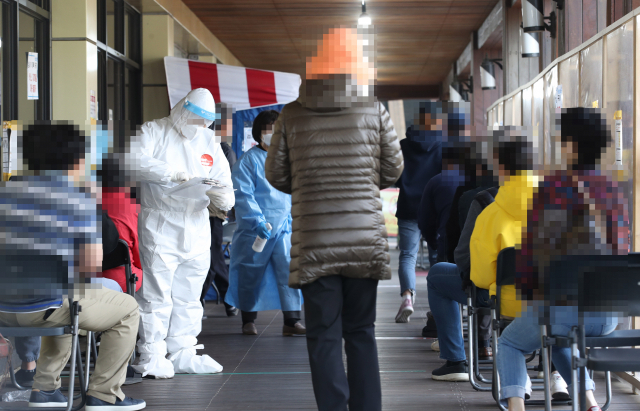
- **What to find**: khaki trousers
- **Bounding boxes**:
[0,288,139,404]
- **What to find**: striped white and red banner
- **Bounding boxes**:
[164,56,301,111]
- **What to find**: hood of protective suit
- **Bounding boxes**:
[169,88,217,141]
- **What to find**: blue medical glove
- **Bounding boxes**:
[257,222,271,240]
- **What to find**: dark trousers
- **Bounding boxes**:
[302,275,381,411]
[201,217,230,304]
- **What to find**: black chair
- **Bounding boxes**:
[542,254,640,411]
[491,247,567,411]
[102,239,137,298]
[466,283,494,391]
[0,253,87,411]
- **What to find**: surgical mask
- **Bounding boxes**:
[180,124,202,141]
[263,133,273,147]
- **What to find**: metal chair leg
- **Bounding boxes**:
[601,370,612,411]
[541,325,552,411]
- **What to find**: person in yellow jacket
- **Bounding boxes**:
[470,139,539,320]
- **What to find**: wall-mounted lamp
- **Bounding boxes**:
[450,77,472,102]
[522,0,556,38]
[480,57,502,90]
[521,29,540,58]
[358,1,371,27]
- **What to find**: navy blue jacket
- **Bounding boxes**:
[418,169,465,263]
[395,126,442,220]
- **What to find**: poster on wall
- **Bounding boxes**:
[90,90,97,120]
[381,188,399,237]
[27,52,38,100]
[243,127,258,152]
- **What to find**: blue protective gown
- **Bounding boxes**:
[225,146,302,312]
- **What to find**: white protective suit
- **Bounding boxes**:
[131,88,235,378]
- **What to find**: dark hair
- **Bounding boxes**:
[98,155,126,188]
[252,110,280,144]
[209,102,234,132]
[22,121,88,172]
[559,107,611,170]
[495,140,534,175]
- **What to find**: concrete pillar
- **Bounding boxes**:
[142,14,174,123]
[51,0,98,124]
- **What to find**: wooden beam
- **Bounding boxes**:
[456,41,473,75]
[376,85,441,101]
[479,1,504,49]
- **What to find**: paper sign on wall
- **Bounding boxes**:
[27,52,38,100]
[243,127,258,152]
[90,90,97,120]
[614,110,622,164]
[591,100,599,108]
[555,85,563,109]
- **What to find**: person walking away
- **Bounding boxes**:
[394,102,442,323]
[225,110,304,336]
[201,101,238,317]
[130,88,235,378]
[265,26,404,411]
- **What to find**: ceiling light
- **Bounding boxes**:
[358,1,371,27]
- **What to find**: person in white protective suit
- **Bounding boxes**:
[130,88,235,378]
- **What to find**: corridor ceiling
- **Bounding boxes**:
[182,0,498,92]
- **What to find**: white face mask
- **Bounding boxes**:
[262,133,273,147]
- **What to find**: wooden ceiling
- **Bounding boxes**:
[181,0,499,89]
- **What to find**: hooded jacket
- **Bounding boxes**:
[469,172,539,318]
[265,83,404,288]
[395,126,442,220]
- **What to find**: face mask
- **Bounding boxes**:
[262,133,273,147]
[180,124,201,141]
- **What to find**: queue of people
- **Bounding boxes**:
[0,24,629,411]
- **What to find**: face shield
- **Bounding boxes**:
[171,88,218,141]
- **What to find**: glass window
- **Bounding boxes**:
[18,11,37,121]
[106,0,116,51]
[106,57,123,120]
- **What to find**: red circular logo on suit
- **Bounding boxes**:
[201,154,213,167]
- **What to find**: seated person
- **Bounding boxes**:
[0,122,145,410]
[99,155,143,294]
[426,137,527,381]
[497,108,628,411]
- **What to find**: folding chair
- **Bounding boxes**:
[466,283,494,391]
[543,254,640,411]
[0,253,88,411]
[222,221,237,259]
[491,247,565,411]
[102,239,137,298]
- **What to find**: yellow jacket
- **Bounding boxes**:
[470,172,539,318]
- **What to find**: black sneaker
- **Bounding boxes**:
[85,395,146,410]
[15,368,35,387]
[431,361,469,381]
[29,389,68,408]
[225,303,239,317]
[422,311,438,338]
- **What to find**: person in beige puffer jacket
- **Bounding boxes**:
[265,26,404,411]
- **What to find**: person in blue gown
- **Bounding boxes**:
[225,110,305,336]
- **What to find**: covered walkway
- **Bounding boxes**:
[123,250,640,411]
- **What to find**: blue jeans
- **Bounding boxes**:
[497,310,618,401]
[397,219,421,296]
[427,262,490,362]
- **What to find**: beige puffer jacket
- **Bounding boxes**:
[265,98,404,288]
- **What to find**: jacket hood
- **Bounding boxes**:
[298,77,375,110]
[493,172,539,221]
[403,125,442,152]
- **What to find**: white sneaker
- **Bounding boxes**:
[169,345,223,374]
[525,374,532,400]
[550,371,570,400]
[394,296,414,323]
[131,354,175,379]
[431,339,440,352]
[537,370,544,379]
